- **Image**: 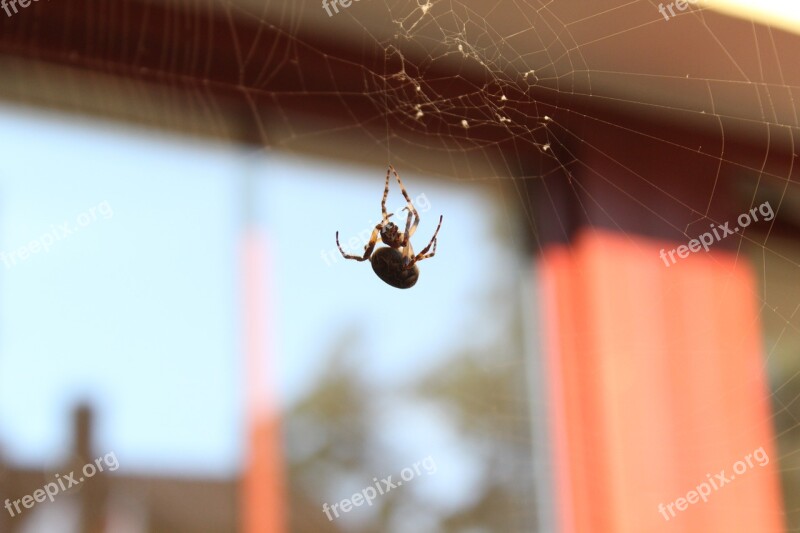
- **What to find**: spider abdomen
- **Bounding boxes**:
[370,247,419,289]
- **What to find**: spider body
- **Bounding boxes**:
[370,247,420,289]
[379,221,403,248]
[336,165,443,289]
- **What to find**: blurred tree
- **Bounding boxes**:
[283,289,538,532]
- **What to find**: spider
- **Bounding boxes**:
[336,165,443,289]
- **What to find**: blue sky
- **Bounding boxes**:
[0,103,513,486]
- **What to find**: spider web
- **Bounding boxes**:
[1,0,800,530]
[241,2,800,530]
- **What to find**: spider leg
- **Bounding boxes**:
[390,165,420,237]
[403,215,442,269]
[381,166,391,222]
[336,222,383,261]
[401,240,415,268]
[401,207,414,247]
[414,237,437,263]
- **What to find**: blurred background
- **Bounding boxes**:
[0,1,798,532]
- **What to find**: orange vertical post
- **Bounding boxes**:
[539,228,784,533]
[241,229,286,533]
